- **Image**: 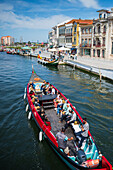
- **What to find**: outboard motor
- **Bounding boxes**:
[77,149,86,164]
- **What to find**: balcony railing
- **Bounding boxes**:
[102,44,105,46]
[59,33,65,36]
[80,44,91,47]
[96,44,101,47]
[65,33,72,37]
[103,31,106,34]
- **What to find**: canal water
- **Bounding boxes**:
[0,52,113,170]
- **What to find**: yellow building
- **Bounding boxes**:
[66,19,93,54]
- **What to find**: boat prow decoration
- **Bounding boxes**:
[25,66,112,170]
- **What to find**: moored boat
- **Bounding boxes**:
[24,67,112,170]
[37,56,59,67]
[0,49,4,52]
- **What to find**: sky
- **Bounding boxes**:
[0,0,113,42]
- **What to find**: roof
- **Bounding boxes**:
[97,9,110,13]
[66,19,93,25]
[57,19,71,27]
[1,36,12,38]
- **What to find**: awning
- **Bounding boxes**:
[58,47,70,51]
[21,46,32,50]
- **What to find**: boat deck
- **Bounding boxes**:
[45,108,76,156]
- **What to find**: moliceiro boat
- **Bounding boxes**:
[37,55,59,67]
[24,67,112,170]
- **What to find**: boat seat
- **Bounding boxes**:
[93,150,99,160]
[82,140,88,152]
[86,143,96,160]
[68,156,76,161]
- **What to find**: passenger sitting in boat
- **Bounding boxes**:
[59,104,71,123]
[56,92,60,100]
[51,87,55,94]
[56,98,63,116]
[31,98,40,110]
[45,82,49,88]
[41,84,44,91]
[43,85,47,95]
[41,112,47,121]
[56,127,73,151]
[61,99,69,114]
[75,118,89,149]
[47,84,52,94]
[29,81,35,90]
[64,111,77,129]
[29,87,35,97]
[35,98,40,107]
[35,84,40,92]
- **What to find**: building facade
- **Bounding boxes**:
[1,36,14,46]
[48,8,113,59]
[80,24,93,57]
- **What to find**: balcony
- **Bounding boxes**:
[102,44,105,47]
[80,44,91,48]
[103,31,106,34]
[59,33,65,36]
[65,33,72,37]
[96,44,101,47]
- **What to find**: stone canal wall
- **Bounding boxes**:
[64,56,113,81]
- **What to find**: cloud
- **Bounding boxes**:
[0,3,13,11]
[67,0,101,9]
[79,0,100,9]
[0,9,71,29]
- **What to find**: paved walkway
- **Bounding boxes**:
[64,55,113,71]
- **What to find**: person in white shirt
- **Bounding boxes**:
[64,111,76,129]
[76,118,89,148]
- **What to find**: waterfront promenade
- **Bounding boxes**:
[64,55,113,70]
[64,55,113,80]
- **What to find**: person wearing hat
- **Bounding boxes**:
[56,127,73,151]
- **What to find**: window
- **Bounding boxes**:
[94,27,96,34]
[103,37,105,46]
[89,28,92,33]
[98,25,100,33]
[85,49,91,56]
[59,38,65,43]
[74,38,76,44]
[86,28,88,33]
[97,38,101,46]
[111,42,113,54]
[82,29,84,34]
[74,27,76,32]
[59,27,65,35]
[66,28,72,35]
[99,13,102,19]
[97,50,100,57]
[93,39,96,46]
[89,39,91,45]
[85,39,87,44]
[103,25,106,33]
[66,38,72,43]
[104,14,106,18]
[93,49,95,57]
[102,50,105,58]
[81,39,84,45]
